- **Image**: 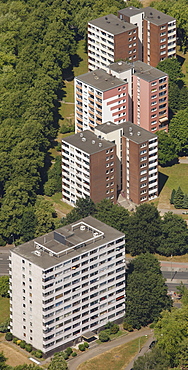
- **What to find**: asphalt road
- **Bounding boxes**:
[0,247,12,276]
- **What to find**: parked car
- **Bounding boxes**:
[182,211,188,214]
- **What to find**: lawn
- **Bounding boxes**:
[0,341,33,367]
[0,297,9,324]
[78,336,149,370]
[177,46,188,86]
[96,330,127,344]
[44,192,73,218]
[158,163,188,209]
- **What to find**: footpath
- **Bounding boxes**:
[68,327,153,370]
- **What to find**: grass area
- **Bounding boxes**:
[158,163,188,209]
[155,253,188,263]
[0,341,33,367]
[177,46,188,86]
[0,297,9,324]
[78,336,149,370]
[44,193,73,217]
[96,330,127,344]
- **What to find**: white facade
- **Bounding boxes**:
[167,20,176,58]
[88,23,115,72]
[10,217,126,356]
[148,137,158,200]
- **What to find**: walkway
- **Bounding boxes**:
[68,327,153,370]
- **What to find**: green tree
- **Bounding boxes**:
[125,253,172,328]
[0,276,9,298]
[170,189,176,204]
[126,204,161,255]
[75,197,96,218]
[34,196,57,237]
[47,351,68,370]
[155,306,188,367]
[156,131,177,166]
[157,212,188,256]
[157,58,184,83]
[14,365,42,370]
[96,199,130,235]
[99,331,110,342]
[169,108,188,155]
[133,347,170,370]
[174,186,184,208]
[183,194,188,209]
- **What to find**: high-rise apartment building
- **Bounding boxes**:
[88,14,139,72]
[10,216,126,357]
[95,121,158,204]
[75,69,129,133]
[118,7,176,67]
[108,60,169,132]
[62,130,117,206]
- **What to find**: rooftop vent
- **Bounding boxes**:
[107,122,111,125]
[118,61,123,65]
[80,132,83,137]
[82,137,86,142]
[158,16,160,19]
[34,250,41,257]
[150,12,153,15]
[94,76,99,80]
[116,23,119,26]
[137,131,141,136]
[99,143,102,147]
[49,252,53,257]
[105,78,108,81]
[123,26,125,28]
[105,17,108,20]
[129,127,133,132]
[130,132,133,136]
[80,225,86,231]
[92,140,95,144]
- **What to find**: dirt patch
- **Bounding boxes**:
[0,342,33,367]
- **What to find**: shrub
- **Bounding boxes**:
[78,344,86,351]
[99,331,110,342]
[84,342,89,348]
[105,321,113,330]
[20,340,26,349]
[66,347,73,356]
[17,340,21,345]
[72,352,77,357]
[35,350,43,358]
[63,352,69,360]
[110,324,119,334]
[25,344,32,352]
[13,337,18,344]
[5,332,13,341]
[123,322,133,332]
[0,319,10,333]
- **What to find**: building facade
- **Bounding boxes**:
[10,216,126,357]
[118,7,176,67]
[75,69,129,133]
[95,121,158,204]
[88,14,139,72]
[62,130,117,206]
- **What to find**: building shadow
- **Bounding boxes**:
[158,171,169,194]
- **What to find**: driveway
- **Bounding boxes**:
[68,327,153,370]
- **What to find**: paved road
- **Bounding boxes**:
[0,247,12,276]
[68,328,153,370]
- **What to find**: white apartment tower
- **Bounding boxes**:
[9,216,126,357]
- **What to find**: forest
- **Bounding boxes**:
[0,0,188,245]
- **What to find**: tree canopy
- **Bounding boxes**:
[169,108,188,155]
[133,347,170,370]
[156,131,178,166]
[125,253,172,329]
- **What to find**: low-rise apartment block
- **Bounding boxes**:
[10,216,126,357]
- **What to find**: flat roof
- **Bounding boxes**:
[144,7,175,26]
[133,60,167,82]
[95,121,157,144]
[12,216,125,270]
[118,7,144,17]
[119,6,175,25]
[109,61,132,73]
[62,130,114,154]
[76,69,127,91]
[88,14,137,35]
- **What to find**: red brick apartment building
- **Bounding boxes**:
[118,7,176,67]
[62,130,117,206]
[88,14,139,72]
